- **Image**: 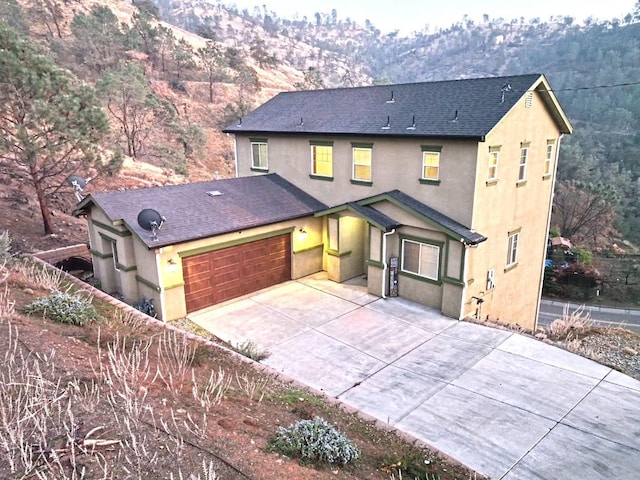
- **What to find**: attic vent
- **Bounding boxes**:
[525,92,533,108]
[386,90,395,103]
[206,190,223,197]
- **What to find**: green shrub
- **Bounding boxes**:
[23,290,97,326]
[573,246,593,266]
[233,340,269,361]
[268,416,360,466]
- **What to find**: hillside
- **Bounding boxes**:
[2,0,640,252]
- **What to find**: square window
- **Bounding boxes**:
[401,239,439,281]
[519,146,528,182]
[352,147,372,181]
[311,145,333,177]
[422,151,440,181]
[507,231,519,267]
[488,150,499,181]
[251,142,268,170]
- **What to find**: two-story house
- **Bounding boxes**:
[224,73,572,329]
[75,74,570,329]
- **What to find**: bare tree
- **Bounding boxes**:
[552,181,619,243]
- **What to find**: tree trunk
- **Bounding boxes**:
[34,178,54,234]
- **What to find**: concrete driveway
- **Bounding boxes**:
[188,273,640,480]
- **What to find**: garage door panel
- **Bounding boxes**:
[183,233,291,313]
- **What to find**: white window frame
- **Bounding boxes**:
[311,144,333,177]
[421,151,440,181]
[518,146,528,182]
[352,147,372,181]
[401,238,440,281]
[250,141,268,170]
[506,231,520,267]
[488,149,499,181]
[544,141,555,176]
[111,239,120,272]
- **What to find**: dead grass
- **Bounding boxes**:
[0,256,483,480]
[545,304,596,342]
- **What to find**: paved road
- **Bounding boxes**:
[539,299,640,333]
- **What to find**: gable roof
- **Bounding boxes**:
[316,190,487,245]
[223,74,572,139]
[74,174,327,249]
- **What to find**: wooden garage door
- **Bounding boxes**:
[182,234,291,313]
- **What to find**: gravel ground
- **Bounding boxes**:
[569,329,640,380]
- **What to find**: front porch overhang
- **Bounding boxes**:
[315,191,487,246]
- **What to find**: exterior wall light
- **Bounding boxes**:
[298,228,308,241]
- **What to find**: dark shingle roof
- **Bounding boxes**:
[346,202,401,231]
[75,174,327,248]
[383,190,487,245]
[223,74,571,138]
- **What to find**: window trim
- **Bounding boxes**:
[351,143,373,182]
[487,146,500,182]
[250,138,268,171]
[400,236,442,283]
[506,229,521,270]
[421,145,442,182]
[518,142,529,183]
[310,141,334,179]
[543,140,555,178]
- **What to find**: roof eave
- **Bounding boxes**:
[225,129,485,141]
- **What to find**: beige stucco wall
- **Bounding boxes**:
[87,204,322,321]
[324,214,367,282]
[466,90,561,329]
[236,135,479,226]
[155,215,322,321]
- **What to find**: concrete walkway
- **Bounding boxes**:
[189,273,640,480]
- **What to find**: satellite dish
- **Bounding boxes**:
[66,175,92,202]
[137,209,166,241]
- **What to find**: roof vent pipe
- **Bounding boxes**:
[298,117,304,126]
[386,90,395,103]
[452,109,459,122]
[382,116,391,130]
[406,115,416,130]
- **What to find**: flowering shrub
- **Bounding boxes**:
[268,416,360,466]
[23,290,97,326]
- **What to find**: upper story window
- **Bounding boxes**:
[250,139,268,170]
[488,146,500,182]
[544,140,555,177]
[506,230,520,268]
[401,238,440,281]
[518,142,529,183]
[420,146,441,184]
[352,143,372,182]
[310,141,333,179]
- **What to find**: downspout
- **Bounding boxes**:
[381,228,396,299]
[534,133,564,330]
[459,242,470,320]
[155,249,166,321]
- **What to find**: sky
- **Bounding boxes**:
[223,0,637,34]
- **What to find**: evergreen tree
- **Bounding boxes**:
[0,26,109,234]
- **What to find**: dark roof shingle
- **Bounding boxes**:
[223,74,570,138]
[76,174,327,248]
